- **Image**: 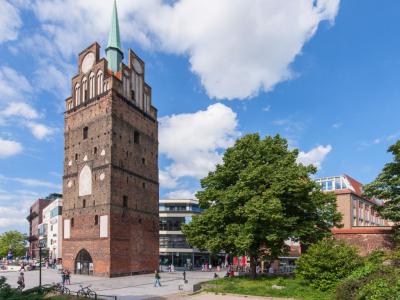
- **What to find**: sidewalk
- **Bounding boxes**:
[0,269,225,300]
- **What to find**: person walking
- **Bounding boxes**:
[17,272,25,291]
[65,269,71,285]
[61,269,66,285]
[154,270,161,287]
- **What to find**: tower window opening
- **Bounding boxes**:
[134,131,140,144]
[83,199,86,208]
[94,147,97,155]
[123,196,128,208]
[75,153,78,161]
[71,218,74,227]
[83,127,89,140]
[94,215,99,225]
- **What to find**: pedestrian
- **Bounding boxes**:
[154,270,161,287]
[171,264,175,272]
[19,262,24,272]
[61,269,66,285]
[17,272,25,290]
[65,269,71,285]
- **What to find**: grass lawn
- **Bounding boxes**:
[205,276,333,300]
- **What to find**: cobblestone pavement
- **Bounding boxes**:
[0,269,226,300]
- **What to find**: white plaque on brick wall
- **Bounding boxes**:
[100,215,108,238]
[79,165,92,196]
[64,219,71,239]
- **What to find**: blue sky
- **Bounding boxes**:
[0,0,399,233]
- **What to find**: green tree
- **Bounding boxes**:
[364,141,400,224]
[182,134,342,278]
[0,231,28,258]
[296,238,362,291]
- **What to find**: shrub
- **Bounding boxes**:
[295,238,362,291]
[336,265,400,300]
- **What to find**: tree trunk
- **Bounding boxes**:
[250,255,257,280]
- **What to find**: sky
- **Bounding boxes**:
[0,0,400,234]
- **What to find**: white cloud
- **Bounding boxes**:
[165,189,196,200]
[28,0,340,100]
[159,103,240,180]
[0,206,27,228]
[262,106,271,112]
[297,145,332,169]
[0,67,32,102]
[0,0,22,43]
[0,138,23,158]
[1,102,40,119]
[159,170,178,189]
[0,174,60,189]
[25,121,56,140]
[332,122,342,129]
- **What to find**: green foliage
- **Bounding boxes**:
[0,277,47,300]
[364,140,400,224]
[295,238,362,291]
[0,231,28,258]
[336,265,400,300]
[207,276,333,300]
[183,134,341,277]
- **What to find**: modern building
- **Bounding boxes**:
[315,175,390,228]
[62,0,159,277]
[159,199,224,270]
[27,194,59,259]
[41,197,63,261]
[316,174,393,255]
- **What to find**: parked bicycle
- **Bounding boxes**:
[77,284,97,298]
[55,283,71,295]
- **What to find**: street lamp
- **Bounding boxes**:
[38,240,45,288]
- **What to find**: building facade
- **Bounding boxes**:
[315,175,390,229]
[159,199,223,270]
[41,198,63,261]
[62,1,159,277]
[316,174,393,255]
[27,195,57,259]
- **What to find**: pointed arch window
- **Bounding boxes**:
[89,72,95,99]
[82,77,88,103]
[75,83,81,106]
[97,70,104,95]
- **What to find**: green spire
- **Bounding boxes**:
[106,0,123,72]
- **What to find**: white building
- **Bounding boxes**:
[42,198,63,261]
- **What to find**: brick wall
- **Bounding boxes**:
[332,228,394,256]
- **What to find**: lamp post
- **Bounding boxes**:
[38,240,45,288]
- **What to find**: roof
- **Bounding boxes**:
[343,174,364,197]
[107,0,122,51]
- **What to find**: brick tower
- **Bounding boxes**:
[62,1,159,277]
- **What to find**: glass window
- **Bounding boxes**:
[159,234,191,249]
[159,217,186,231]
[335,177,341,190]
[326,180,333,191]
[50,206,62,218]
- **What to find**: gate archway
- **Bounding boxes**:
[75,249,93,275]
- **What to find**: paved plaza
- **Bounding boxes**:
[0,269,228,300]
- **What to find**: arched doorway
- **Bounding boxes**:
[75,249,93,275]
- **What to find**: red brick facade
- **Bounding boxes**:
[333,228,394,256]
[62,43,159,277]
[28,199,53,259]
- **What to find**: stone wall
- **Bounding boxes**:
[332,227,394,256]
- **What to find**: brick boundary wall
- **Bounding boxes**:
[332,227,394,256]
